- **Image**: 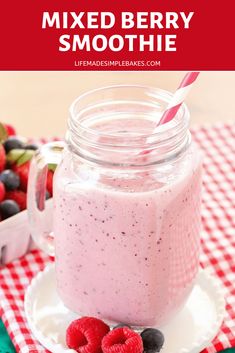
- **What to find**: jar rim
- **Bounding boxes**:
[68,84,190,145]
[67,84,190,166]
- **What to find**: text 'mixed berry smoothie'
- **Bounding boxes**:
[28,85,202,327]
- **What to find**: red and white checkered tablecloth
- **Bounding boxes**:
[0,122,235,353]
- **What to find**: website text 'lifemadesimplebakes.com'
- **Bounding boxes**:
[74,60,161,67]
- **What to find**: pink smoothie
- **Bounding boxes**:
[53,118,202,326]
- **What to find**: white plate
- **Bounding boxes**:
[24,265,225,353]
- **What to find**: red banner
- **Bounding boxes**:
[0,0,234,70]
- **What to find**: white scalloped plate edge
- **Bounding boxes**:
[24,263,75,353]
[24,264,226,353]
[179,268,226,353]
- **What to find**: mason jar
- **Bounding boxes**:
[28,85,202,327]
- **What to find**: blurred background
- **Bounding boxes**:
[0,71,234,138]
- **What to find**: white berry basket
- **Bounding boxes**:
[0,199,52,265]
[0,209,34,265]
[0,137,57,265]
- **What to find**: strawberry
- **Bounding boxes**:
[3,124,16,136]
[0,181,6,202]
[13,161,30,191]
[0,145,6,172]
[66,317,110,353]
[5,190,27,210]
[46,169,54,196]
[12,150,51,193]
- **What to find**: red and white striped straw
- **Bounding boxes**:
[140,72,200,156]
[157,71,200,126]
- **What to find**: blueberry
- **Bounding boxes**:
[25,144,38,151]
[3,137,24,153]
[0,170,20,190]
[140,328,164,352]
[113,323,131,330]
[0,200,20,219]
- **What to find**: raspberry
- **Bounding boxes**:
[66,317,110,353]
[102,327,143,353]
[5,190,27,210]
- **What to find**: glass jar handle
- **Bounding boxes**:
[27,141,65,256]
